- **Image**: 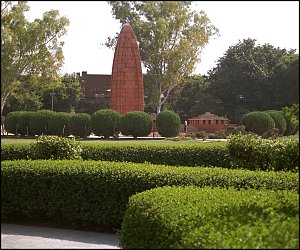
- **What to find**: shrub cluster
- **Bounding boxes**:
[120,186,298,249]
[1,160,298,232]
[31,135,82,160]
[227,134,299,172]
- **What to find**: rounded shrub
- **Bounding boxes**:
[68,113,91,138]
[4,111,23,135]
[91,109,121,138]
[240,111,275,135]
[32,135,82,160]
[29,110,56,136]
[48,112,71,136]
[156,110,180,137]
[264,110,286,134]
[18,111,35,136]
[119,111,152,139]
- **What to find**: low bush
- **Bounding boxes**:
[225,125,246,136]
[31,135,82,160]
[1,160,298,232]
[227,134,299,172]
[120,186,299,249]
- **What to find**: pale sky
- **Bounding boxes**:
[26,1,299,76]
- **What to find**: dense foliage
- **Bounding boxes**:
[207,38,299,123]
[1,1,69,116]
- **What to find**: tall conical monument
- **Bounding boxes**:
[110,23,144,115]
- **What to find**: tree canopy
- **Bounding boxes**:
[105,1,218,113]
[1,1,69,115]
[206,38,299,123]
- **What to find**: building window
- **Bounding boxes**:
[216,120,219,124]
[203,120,206,124]
[208,120,211,124]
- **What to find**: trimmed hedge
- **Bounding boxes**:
[68,113,91,138]
[1,160,298,232]
[18,111,35,136]
[241,111,275,135]
[265,110,287,134]
[48,112,71,136]
[120,186,299,249]
[1,143,230,167]
[227,134,299,172]
[81,144,230,167]
[91,109,121,138]
[4,111,23,135]
[156,110,181,137]
[119,111,152,138]
[29,110,56,135]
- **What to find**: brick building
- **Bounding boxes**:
[188,112,229,133]
[76,71,111,114]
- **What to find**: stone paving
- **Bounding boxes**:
[1,223,120,249]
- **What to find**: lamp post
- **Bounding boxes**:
[50,90,55,111]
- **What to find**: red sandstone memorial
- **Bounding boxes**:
[110,23,144,115]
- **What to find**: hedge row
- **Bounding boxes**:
[1,143,230,167]
[1,160,298,232]
[120,186,299,249]
[227,134,299,172]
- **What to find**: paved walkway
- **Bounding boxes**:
[1,223,120,249]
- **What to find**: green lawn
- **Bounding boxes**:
[1,136,227,147]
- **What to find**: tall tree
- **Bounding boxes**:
[42,73,83,112]
[105,1,218,113]
[207,38,298,123]
[1,1,69,116]
[172,74,216,118]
